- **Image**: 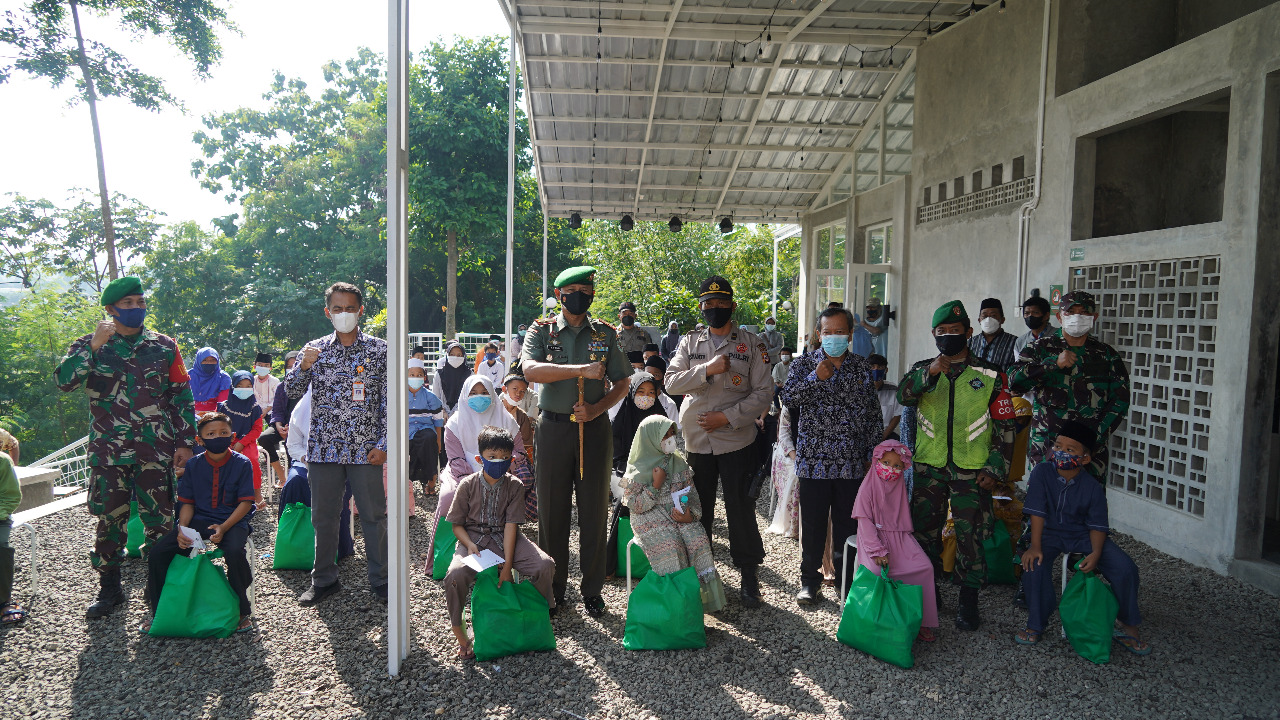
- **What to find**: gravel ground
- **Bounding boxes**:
[4,490,1280,720]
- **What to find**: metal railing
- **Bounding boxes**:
[31,436,92,491]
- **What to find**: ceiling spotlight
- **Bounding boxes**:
[620,214,634,232]
[668,216,682,233]
[569,212,582,229]
[719,217,734,234]
[999,0,1007,11]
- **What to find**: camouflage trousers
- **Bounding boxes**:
[911,462,988,589]
[88,462,174,570]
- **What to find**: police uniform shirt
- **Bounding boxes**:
[521,313,632,413]
[665,324,774,455]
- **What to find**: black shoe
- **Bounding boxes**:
[795,584,822,606]
[372,584,388,604]
[86,567,126,619]
[299,580,342,606]
[955,585,981,631]
[739,566,763,609]
[583,595,606,618]
[1013,581,1028,610]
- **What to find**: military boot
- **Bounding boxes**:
[86,567,126,618]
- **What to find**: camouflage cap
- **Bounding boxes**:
[1059,290,1097,314]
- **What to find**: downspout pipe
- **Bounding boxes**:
[1017,0,1052,301]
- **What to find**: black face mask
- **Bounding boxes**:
[621,315,636,326]
[202,436,234,455]
[1024,313,1045,330]
[701,306,733,329]
[935,333,967,357]
[865,308,881,320]
[561,290,593,315]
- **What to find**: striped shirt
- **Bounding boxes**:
[968,329,1018,371]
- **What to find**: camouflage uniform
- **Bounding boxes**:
[898,356,1015,589]
[1006,327,1130,480]
[56,330,197,568]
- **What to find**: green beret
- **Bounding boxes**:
[932,299,968,328]
[100,276,143,306]
[554,266,597,288]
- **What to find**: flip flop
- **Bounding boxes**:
[457,646,475,661]
[1,604,27,626]
[236,616,256,634]
[917,627,937,643]
[1112,630,1151,656]
[1015,627,1043,645]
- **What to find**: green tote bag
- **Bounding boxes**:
[125,499,146,558]
[836,564,924,669]
[1059,560,1119,664]
[983,520,1019,585]
[622,567,706,651]
[617,515,651,580]
[273,502,316,570]
[432,519,459,581]
[469,566,556,661]
[149,549,241,639]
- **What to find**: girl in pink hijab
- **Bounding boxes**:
[851,439,938,642]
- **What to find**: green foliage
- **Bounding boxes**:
[0,288,101,460]
[575,220,800,338]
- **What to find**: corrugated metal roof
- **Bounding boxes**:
[500,0,979,224]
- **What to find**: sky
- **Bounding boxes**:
[0,0,512,226]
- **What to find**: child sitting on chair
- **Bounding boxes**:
[145,412,256,634]
[1015,420,1148,655]
[443,426,555,660]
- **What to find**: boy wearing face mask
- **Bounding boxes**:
[898,299,1017,631]
[967,298,1018,371]
[1007,291,1130,481]
[772,347,795,387]
[443,427,556,659]
[1013,292,1051,359]
[617,301,649,354]
[477,342,507,388]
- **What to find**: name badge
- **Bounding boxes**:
[353,379,366,402]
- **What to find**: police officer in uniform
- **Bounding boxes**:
[617,301,649,354]
[522,266,632,617]
[666,275,773,608]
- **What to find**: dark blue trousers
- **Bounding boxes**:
[1023,533,1141,633]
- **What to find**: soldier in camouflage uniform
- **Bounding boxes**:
[898,300,1016,631]
[55,277,197,618]
[1007,290,1130,481]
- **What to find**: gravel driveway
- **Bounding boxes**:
[4,491,1279,720]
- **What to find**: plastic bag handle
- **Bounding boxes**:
[879,565,901,588]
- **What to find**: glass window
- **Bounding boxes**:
[833,228,846,270]
[817,228,831,270]
[869,272,887,305]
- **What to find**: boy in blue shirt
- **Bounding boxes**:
[145,412,256,633]
[1015,420,1149,655]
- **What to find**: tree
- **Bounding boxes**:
[0,194,59,290]
[1,0,235,281]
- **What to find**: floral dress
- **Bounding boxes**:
[768,406,800,538]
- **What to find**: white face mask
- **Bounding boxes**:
[979,317,1002,334]
[1062,314,1095,338]
[330,311,358,334]
[633,394,656,410]
[765,322,776,330]
[660,436,678,454]
[780,355,791,363]
[447,355,465,368]
[255,366,271,377]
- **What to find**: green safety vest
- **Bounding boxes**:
[915,364,1000,470]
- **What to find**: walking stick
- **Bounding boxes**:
[577,376,585,480]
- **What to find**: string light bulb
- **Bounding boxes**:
[569,212,582,229]
[620,214,634,232]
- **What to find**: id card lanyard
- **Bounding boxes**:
[351,349,366,402]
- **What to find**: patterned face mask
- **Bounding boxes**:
[633,394,656,410]
[1052,449,1084,470]
[876,462,903,482]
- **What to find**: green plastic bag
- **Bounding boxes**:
[836,564,924,669]
[273,502,316,570]
[983,520,1018,584]
[125,499,145,558]
[1059,560,1119,664]
[432,519,459,581]
[623,566,706,651]
[149,549,241,639]
[469,566,556,661]
[617,515,650,580]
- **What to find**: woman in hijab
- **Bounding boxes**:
[425,375,527,577]
[190,347,232,414]
[217,370,265,509]
[851,439,937,641]
[611,372,667,475]
[622,415,725,612]
[431,341,470,416]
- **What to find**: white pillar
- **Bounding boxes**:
[385,0,410,677]
[542,212,548,318]
[505,34,516,356]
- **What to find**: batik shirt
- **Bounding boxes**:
[780,348,883,479]
[285,331,388,464]
[56,329,197,466]
[1007,328,1130,478]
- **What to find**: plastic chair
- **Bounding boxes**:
[245,535,259,615]
[839,535,859,604]
[11,522,38,607]
[1060,553,1071,639]
[625,536,643,594]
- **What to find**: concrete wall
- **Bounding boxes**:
[891,0,1280,583]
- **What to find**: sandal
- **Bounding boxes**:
[917,627,936,643]
[1015,627,1043,645]
[457,644,475,660]
[1,603,27,625]
[236,616,255,634]
[1113,630,1151,656]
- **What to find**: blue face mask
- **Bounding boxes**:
[467,395,492,413]
[821,334,850,357]
[114,307,147,329]
[485,352,498,362]
[870,368,887,382]
[482,457,512,478]
[232,387,255,400]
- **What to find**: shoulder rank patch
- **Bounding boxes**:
[594,318,617,331]
[756,342,767,352]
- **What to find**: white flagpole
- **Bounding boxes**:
[504,33,516,359]
[386,0,410,677]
